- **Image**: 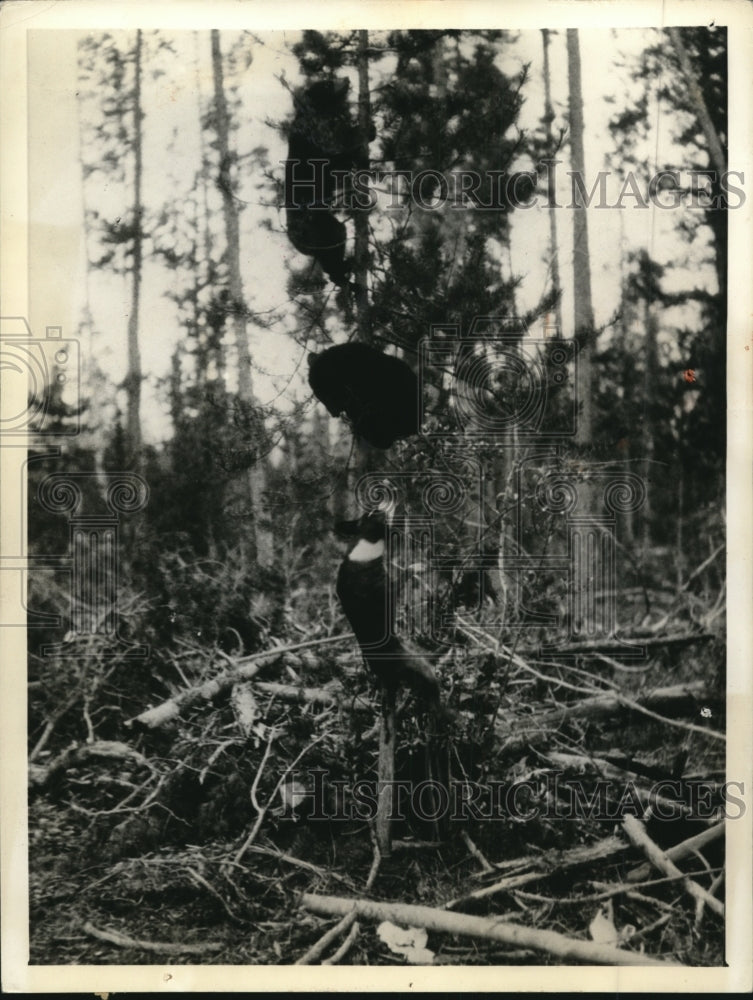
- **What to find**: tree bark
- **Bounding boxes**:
[567,29,599,634]
[667,27,726,178]
[126,29,143,468]
[353,30,372,334]
[567,29,595,446]
[211,30,273,565]
[641,296,658,551]
[542,29,563,337]
[300,892,679,965]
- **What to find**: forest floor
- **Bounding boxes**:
[27,601,727,970]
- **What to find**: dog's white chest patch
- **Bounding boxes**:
[348,538,385,562]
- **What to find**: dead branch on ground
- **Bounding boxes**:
[300,892,681,966]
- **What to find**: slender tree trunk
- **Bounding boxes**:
[196,47,225,384]
[126,29,143,468]
[668,27,727,316]
[542,29,563,338]
[211,30,272,566]
[641,299,658,552]
[617,212,634,545]
[567,29,595,450]
[676,464,684,586]
[349,29,382,493]
[330,419,352,524]
[667,28,726,177]
[567,29,599,636]
[211,30,250,397]
[353,30,372,337]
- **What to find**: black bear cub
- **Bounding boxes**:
[285,78,372,287]
[307,342,420,449]
[335,512,441,705]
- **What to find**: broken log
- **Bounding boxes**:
[128,635,348,729]
[300,892,680,966]
[623,814,724,919]
[626,821,724,883]
[494,681,717,754]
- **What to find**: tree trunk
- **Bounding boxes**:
[641,298,658,552]
[567,29,599,636]
[329,417,352,524]
[668,27,727,329]
[667,27,726,177]
[348,29,383,493]
[126,29,143,469]
[541,29,563,338]
[210,29,273,566]
[616,211,634,545]
[353,30,372,336]
[567,29,595,448]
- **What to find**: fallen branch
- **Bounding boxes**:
[484,832,627,879]
[81,920,223,956]
[31,654,125,760]
[128,634,348,729]
[651,543,725,634]
[29,741,151,790]
[547,633,714,655]
[391,840,443,851]
[30,689,83,762]
[518,868,722,908]
[255,681,338,705]
[300,892,679,966]
[543,751,714,820]
[234,732,325,864]
[629,912,673,943]
[610,690,724,742]
[495,682,719,753]
[460,830,494,874]
[695,871,724,930]
[545,749,666,782]
[625,821,725,883]
[295,907,358,965]
[364,834,381,893]
[622,814,724,919]
[120,846,353,894]
[226,844,354,887]
[187,866,243,922]
[447,834,627,908]
[322,919,360,965]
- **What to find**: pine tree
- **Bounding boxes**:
[78,31,146,469]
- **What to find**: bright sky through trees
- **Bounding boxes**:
[28,28,718,442]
